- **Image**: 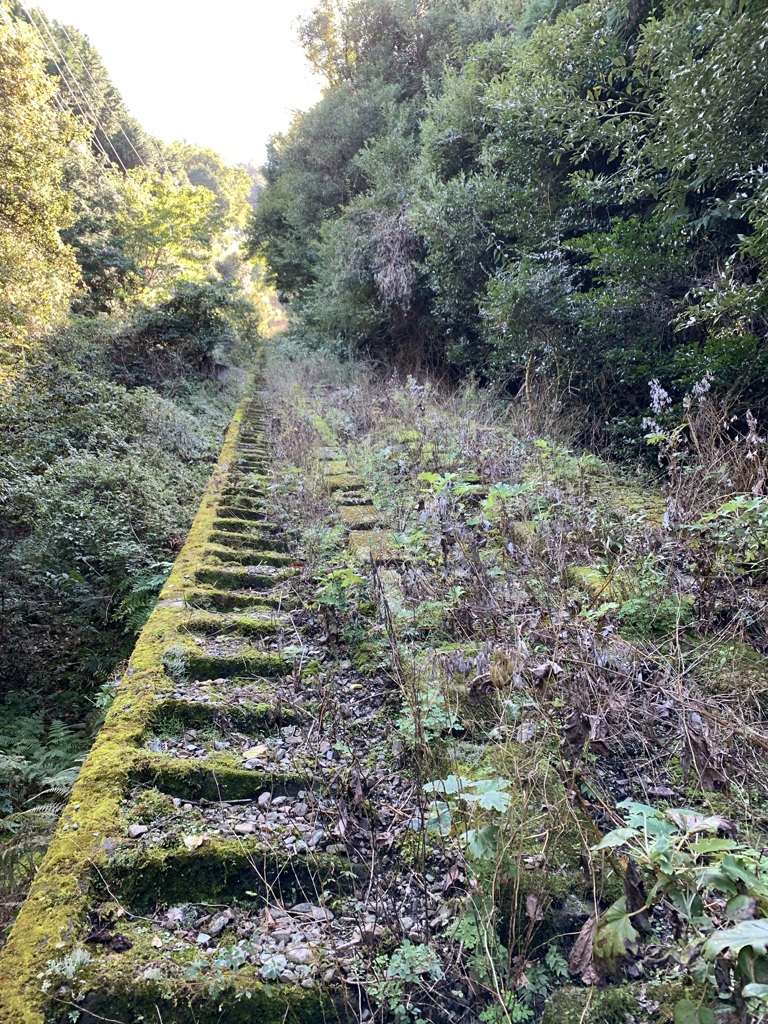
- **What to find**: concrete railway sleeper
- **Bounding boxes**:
[0,382,476,1024]
[0,388,384,1022]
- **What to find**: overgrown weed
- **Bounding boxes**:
[263,345,768,1022]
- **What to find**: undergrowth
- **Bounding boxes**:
[262,344,768,1024]
[0,316,248,945]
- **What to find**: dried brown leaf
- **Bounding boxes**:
[531,659,563,680]
[681,712,729,793]
[526,894,544,923]
[569,913,602,985]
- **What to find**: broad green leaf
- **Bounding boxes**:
[471,777,510,794]
[703,920,768,960]
[426,800,452,835]
[466,825,500,860]
[689,838,738,855]
[696,866,740,897]
[471,778,512,811]
[593,897,639,969]
[618,800,677,837]
[424,775,462,796]
[673,999,716,1024]
[720,855,768,897]
[593,827,640,850]
[742,984,768,1000]
[475,789,512,812]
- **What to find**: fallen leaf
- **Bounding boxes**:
[531,660,563,680]
[681,712,729,793]
[242,744,269,759]
[562,709,590,761]
[151,934,163,948]
[163,907,185,929]
[569,914,601,985]
[183,833,210,850]
[522,854,545,870]
[525,894,544,923]
[587,715,610,756]
[516,722,536,743]
[689,815,737,838]
[442,863,463,892]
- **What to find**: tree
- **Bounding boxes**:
[165,143,252,230]
[0,3,78,365]
[110,169,219,301]
[28,10,158,171]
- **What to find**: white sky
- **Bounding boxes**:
[30,0,325,166]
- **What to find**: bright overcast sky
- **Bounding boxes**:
[30,0,325,166]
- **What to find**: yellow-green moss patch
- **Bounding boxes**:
[339,504,382,529]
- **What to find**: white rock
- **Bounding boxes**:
[287,945,313,965]
[208,914,232,936]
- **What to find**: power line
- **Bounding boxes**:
[28,6,129,172]
[21,6,123,170]
[54,18,148,170]
[21,5,129,173]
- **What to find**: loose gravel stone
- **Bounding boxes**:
[287,946,313,965]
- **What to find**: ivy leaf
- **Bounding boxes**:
[593,897,639,970]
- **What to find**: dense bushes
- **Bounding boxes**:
[252,0,768,435]
[0,320,244,706]
[0,1,269,714]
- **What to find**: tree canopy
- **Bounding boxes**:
[251,0,768,436]
[0,5,78,362]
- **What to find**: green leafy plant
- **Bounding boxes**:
[686,496,768,577]
[397,683,461,747]
[365,941,444,1020]
[114,561,173,633]
[424,774,512,859]
[594,800,768,1017]
[315,564,366,613]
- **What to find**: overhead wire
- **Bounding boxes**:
[54,18,149,171]
[27,6,129,172]
[20,5,130,172]
[21,6,122,170]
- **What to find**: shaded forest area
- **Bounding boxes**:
[252,0,768,456]
[0,1,272,926]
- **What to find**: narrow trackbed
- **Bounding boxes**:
[0,384,456,1024]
